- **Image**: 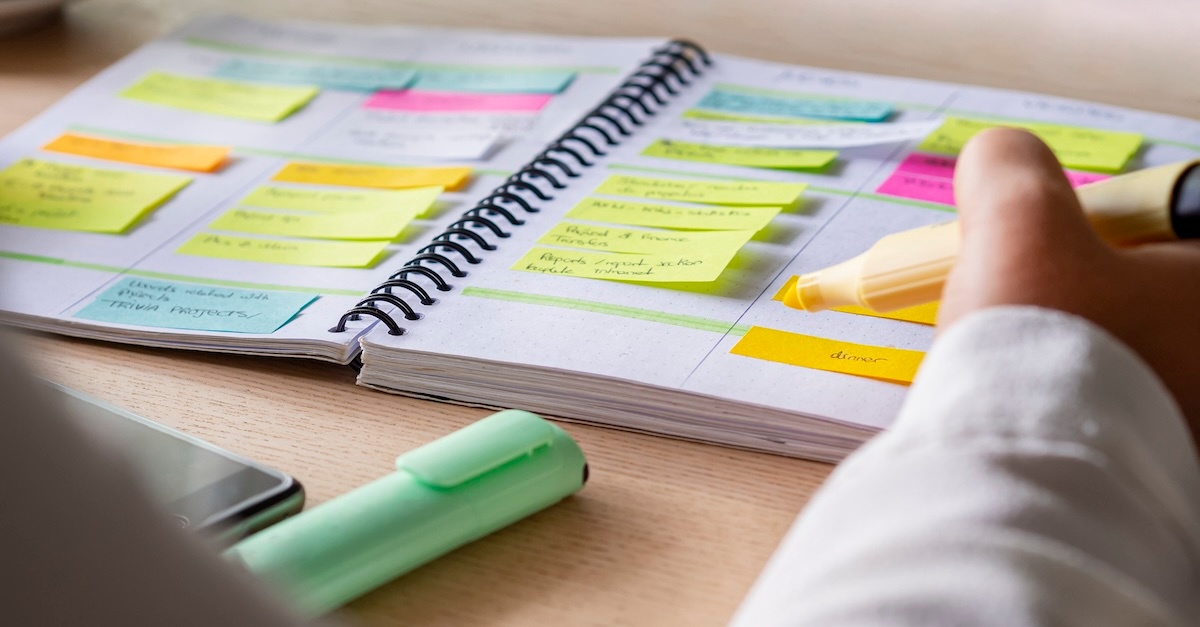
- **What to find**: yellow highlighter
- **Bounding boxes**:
[785,159,1200,313]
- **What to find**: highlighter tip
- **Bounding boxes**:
[784,273,822,311]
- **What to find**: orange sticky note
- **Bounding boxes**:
[731,326,925,384]
[773,275,940,325]
[272,162,471,191]
[43,133,230,173]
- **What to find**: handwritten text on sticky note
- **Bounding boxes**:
[696,88,893,122]
[74,277,317,334]
[538,222,755,255]
[177,233,389,268]
[512,247,735,282]
[0,158,190,233]
[364,89,552,113]
[241,185,442,216]
[567,197,781,231]
[596,175,805,206]
[42,133,229,173]
[120,72,319,122]
[272,162,470,190]
[210,207,418,241]
[731,326,925,384]
[214,59,416,92]
[641,139,837,170]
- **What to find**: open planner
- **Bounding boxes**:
[2,15,1196,460]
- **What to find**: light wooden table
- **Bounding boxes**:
[2,1,1193,625]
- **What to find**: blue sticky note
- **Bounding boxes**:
[696,89,893,122]
[411,70,576,94]
[75,277,318,334]
[213,59,417,92]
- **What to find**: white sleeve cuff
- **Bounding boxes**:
[889,306,1200,551]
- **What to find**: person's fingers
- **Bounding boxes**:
[938,128,1112,329]
[954,127,1100,260]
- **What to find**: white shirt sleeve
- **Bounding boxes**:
[730,306,1200,626]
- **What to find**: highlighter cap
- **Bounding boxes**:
[1173,163,1200,238]
[396,409,577,485]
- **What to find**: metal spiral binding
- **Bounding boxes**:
[331,39,711,340]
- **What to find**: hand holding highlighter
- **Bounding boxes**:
[784,159,1200,314]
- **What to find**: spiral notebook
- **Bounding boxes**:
[2,16,1195,460]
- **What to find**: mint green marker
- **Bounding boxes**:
[226,410,587,616]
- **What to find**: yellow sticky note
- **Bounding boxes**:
[918,117,1142,172]
[773,275,940,325]
[241,185,442,216]
[272,162,471,191]
[538,221,755,255]
[567,197,781,231]
[512,246,736,282]
[833,303,940,326]
[731,326,925,384]
[121,72,318,123]
[0,200,141,233]
[0,158,190,233]
[177,233,389,268]
[596,175,805,206]
[210,207,418,241]
[642,139,838,170]
[42,133,229,173]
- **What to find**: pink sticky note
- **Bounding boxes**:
[1064,170,1110,187]
[894,153,957,179]
[878,152,1111,206]
[876,172,956,205]
[364,89,553,113]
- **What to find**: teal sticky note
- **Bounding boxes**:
[75,277,318,334]
[213,59,417,92]
[696,89,893,122]
[411,70,576,94]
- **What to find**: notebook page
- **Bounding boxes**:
[0,15,662,360]
[360,52,1200,431]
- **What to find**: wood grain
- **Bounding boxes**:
[2,1,1188,624]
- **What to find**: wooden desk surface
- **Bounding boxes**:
[2,1,1192,625]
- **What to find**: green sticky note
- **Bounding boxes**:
[241,185,442,216]
[177,233,390,267]
[121,72,319,122]
[412,70,576,93]
[74,276,317,334]
[538,221,755,255]
[697,88,893,122]
[641,139,837,170]
[214,59,416,92]
[0,158,191,233]
[210,207,418,241]
[596,174,806,206]
[512,246,736,282]
[567,197,782,231]
[918,117,1143,172]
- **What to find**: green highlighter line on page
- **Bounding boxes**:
[225,410,588,617]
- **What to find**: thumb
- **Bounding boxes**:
[954,127,1101,260]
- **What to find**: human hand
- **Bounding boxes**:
[940,127,1200,428]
